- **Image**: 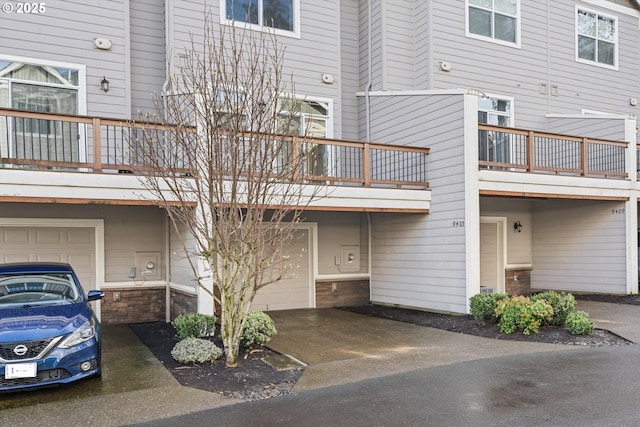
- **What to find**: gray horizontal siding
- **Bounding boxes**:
[367,93,469,313]
[0,203,166,283]
[546,117,628,141]
[340,0,360,140]
[169,1,343,137]
[0,0,129,118]
[130,0,166,117]
[532,200,627,294]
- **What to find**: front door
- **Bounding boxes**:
[480,218,506,293]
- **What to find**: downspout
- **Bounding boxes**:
[380,0,387,91]
[163,0,173,321]
[162,0,174,119]
[367,212,372,302]
[124,0,132,118]
[365,0,373,142]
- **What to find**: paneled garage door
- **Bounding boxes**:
[252,229,312,311]
[0,227,95,293]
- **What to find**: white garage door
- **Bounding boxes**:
[0,226,96,293]
[252,229,312,311]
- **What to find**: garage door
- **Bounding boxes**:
[0,226,95,293]
[252,229,312,311]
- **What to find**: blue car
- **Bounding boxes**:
[0,262,104,391]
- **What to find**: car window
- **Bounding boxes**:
[0,273,80,307]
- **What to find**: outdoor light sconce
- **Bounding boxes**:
[513,221,523,233]
[100,76,110,93]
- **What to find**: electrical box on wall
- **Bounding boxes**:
[339,245,360,272]
[134,251,161,280]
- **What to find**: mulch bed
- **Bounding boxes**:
[340,304,633,347]
[128,321,303,400]
[130,296,635,399]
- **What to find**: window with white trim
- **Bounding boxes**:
[222,0,300,38]
[0,56,85,161]
[576,7,617,68]
[277,96,334,177]
[478,95,514,165]
[467,0,520,46]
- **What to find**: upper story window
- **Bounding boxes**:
[576,7,617,69]
[467,0,520,47]
[0,58,81,115]
[222,0,300,38]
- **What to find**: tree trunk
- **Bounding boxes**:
[220,289,243,368]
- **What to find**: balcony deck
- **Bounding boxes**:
[0,108,430,212]
[478,124,628,179]
[478,124,634,201]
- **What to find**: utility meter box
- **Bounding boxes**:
[135,251,162,280]
[339,245,360,272]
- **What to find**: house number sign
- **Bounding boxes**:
[452,220,465,227]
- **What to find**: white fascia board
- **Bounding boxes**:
[546,113,635,121]
[478,170,633,197]
[0,169,179,202]
[1,169,430,211]
[304,185,430,211]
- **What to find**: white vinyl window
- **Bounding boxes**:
[222,0,301,38]
[576,7,617,69]
[277,96,334,177]
[0,55,86,161]
[467,0,520,48]
[478,94,515,165]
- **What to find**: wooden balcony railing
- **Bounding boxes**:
[479,124,628,179]
[0,108,429,189]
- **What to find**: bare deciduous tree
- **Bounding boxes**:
[129,14,326,367]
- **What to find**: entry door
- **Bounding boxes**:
[252,228,313,311]
[480,219,506,293]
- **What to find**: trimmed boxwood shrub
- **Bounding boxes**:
[171,337,223,363]
[172,313,217,340]
[241,311,277,348]
[565,311,595,335]
[529,291,576,326]
[469,292,509,323]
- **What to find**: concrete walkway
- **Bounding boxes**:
[576,300,640,343]
[0,301,637,426]
[266,308,574,392]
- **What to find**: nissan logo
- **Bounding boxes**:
[13,344,28,356]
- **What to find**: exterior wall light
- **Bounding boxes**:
[513,221,522,233]
[100,77,110,93]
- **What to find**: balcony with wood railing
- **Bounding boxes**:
[478,124,628,179]
[0,108,430,190]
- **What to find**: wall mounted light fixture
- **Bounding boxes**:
[100,76,110,93]
[513,221,523,233]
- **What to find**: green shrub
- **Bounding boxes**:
[565,311,595,335]
[171,337,223,363]
[241,311,277,348]
[530,291,576,326]
[469,292,509,323]
[171,313,217,340]
[495,295,554,335]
